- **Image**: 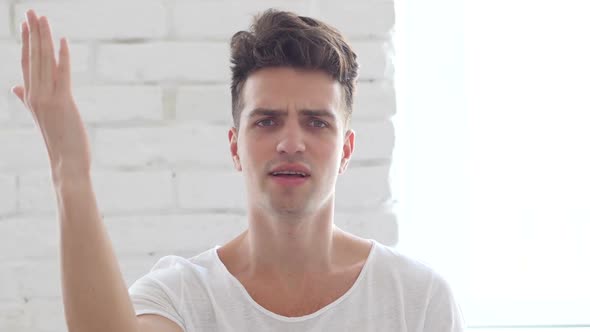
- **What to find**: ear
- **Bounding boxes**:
[339,129,355,174]
[229,127,242,171]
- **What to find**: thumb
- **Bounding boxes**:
[11,86,25,104]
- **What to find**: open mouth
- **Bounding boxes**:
[269,173,310,186]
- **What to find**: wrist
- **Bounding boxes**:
[51,165,92,188]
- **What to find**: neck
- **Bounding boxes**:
[235,205,346,289]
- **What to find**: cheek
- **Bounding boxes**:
[316,145,344,174]
[324,141,343,158]
[240,140,267,168]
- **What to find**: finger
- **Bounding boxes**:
[39,16,57,91]
[27,10,41,95]
[21,21,30,96]
[12,86,25,104]
[56,37,71,93]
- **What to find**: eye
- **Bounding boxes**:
[310,119,328,128]
[255,118,328,128]
[256,118,276,127]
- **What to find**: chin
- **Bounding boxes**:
[266,199,306,214]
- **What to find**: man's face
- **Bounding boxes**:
[228,67,354,216]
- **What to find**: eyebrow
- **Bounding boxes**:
[247,108,336,120]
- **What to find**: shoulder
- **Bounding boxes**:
[370,241,465,329]
[149,250,215,273]
[370,241,456,297]
[131,247,219,293]
[372,241,439,280]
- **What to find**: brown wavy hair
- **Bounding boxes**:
[230,9,359,134]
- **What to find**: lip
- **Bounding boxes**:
[269,163,311,176]
[269,174,309,186]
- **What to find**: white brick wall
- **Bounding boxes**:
[0,2,10,39]
[315,0,395,39]
[12,1,168,41]
[97,42,232,82]
[173,0,312,40]
[0,1,395,330]
[0,175,17,214]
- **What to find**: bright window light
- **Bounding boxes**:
[393,0,590,328]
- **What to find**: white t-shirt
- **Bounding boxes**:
[128,238,465,331]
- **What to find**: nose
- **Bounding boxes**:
[276,119,306,154]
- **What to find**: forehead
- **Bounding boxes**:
[241,67,343,116]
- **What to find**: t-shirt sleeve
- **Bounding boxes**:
[128,256,187,332]
[423,274,466,332]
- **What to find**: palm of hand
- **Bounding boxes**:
[12,10,92,180]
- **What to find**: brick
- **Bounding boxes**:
[106,213,248,257]
[0,93,11,124]
[176,84,233,124]
[177,170,246,210]
[94,123,233,168]
[0,175,17,215]
[0,262,21,301]
[353,80,396,120]
[71,85,163,124]
[350,119,395,160]
[173,0,311,40]
[315,0,395,39]
[17,170,175,214]
[13,258,61,299]
[0,300,33,331]
[336,163,393,211]
[0,2,9,39]
[0,216,59,260]
[0,129,50,172]
[91,170,175,213]
[26,297,67,332]
[14,1,166,41]
[16,171,55,213]
[96,42,231,83]
[351,40,392,81]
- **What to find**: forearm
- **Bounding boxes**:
[55,175,139,332]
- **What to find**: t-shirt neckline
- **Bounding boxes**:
[212,238,378,322]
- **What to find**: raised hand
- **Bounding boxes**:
[12,10,92,183]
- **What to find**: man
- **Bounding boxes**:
[13,7,463,332]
